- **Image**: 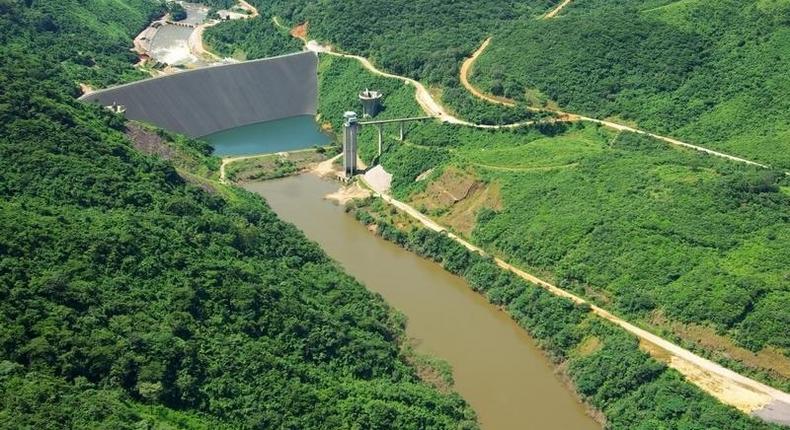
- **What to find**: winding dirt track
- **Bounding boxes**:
[456,37,773,169]
[459,38,516,107]
[304,40,576,131]
[221,150,338,183]
[237,0,259,17]
[261,19,790,424]
[544,0,573,19]
[189,21,221,60]
[219,153,266,183]
[189,0,260,60]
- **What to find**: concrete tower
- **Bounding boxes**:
[358,89,382,117]
[343,111,359,178]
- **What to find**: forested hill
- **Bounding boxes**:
[0,0,163,87]
[471,0,790,169]
[0,1,476,428]
[262,0,534,84]
[251,0,788,168]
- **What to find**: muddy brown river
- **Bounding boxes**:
[246,174,599,430]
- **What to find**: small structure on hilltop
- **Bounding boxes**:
[358,89,382,117]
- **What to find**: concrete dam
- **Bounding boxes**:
[80,52,318,137]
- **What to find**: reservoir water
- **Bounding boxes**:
[205,115,329,156]
[246,174,599,430]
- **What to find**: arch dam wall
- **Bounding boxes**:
[80,52,318,137]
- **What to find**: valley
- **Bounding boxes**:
[1,0,788,428]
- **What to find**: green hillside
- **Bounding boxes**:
[313,56,790,393]
[228,0,788,166]
[346,196,780,430]
[0,0,164,87]
[3,0,788,426]
[229,0,790,385]
[0,1,476,428]
[240,0,554,124]
[203,15,301,60]
[313,57,787,425]
[472,0,790,168]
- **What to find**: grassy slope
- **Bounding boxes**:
[231,0,788,167]
[472,0,790,168]
[462,128,788,350]
[314,56,790,392]
[242,0,789,168]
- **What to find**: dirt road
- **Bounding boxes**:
[221,151,341,184]
[305,40,576,131]
[237,0,259,18]
[459,38,516,107]
[305,42,469,125]
[190,0,260,60]
[314,38,771,168]
[189,21,220,60]
[544,0,573,19]
[234,18,790,423]
[358,175,790,426]
[312,153,342,177]
[260,16,790,424]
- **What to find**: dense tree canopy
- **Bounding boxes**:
[315,55,790,392]
[0,0,478,427]
[3,0,787,426]
[472,0,790,168]
[223,0,789,167]
[203,15,301,60]
[346,198,781,430]
[168,1,187,21]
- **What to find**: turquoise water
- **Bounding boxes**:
[205,115,330,156]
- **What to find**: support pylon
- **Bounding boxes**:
[377,125,383,156]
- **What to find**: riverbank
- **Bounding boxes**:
[110,7,784,426]
[222,140,788,426]
[220,147,333,183]
[245,174,600,430]
[339,181,787,428]
[291,34,790,421]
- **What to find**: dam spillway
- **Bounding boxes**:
[80,52,318,138]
